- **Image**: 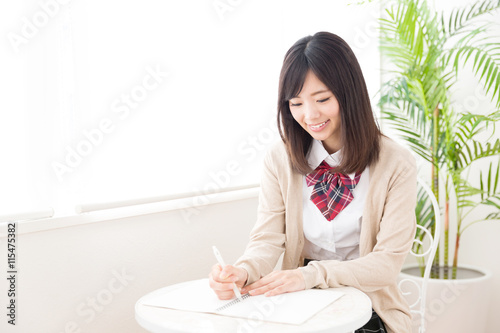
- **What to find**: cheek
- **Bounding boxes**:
[331,101,341,117]
[289,109,302,124]
[325,104,340,120]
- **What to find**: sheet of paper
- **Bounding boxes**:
[142,278,344,325]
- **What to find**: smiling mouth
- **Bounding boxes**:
[308,120,329,130]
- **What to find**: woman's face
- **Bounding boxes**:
[288,70,341,154]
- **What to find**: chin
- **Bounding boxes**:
[309,132,332,141]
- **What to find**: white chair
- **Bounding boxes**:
[398,177,441,333]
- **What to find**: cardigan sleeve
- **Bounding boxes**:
[299,157,417,292]
[234,146,287,285]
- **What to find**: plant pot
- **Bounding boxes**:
[398,264,493,333]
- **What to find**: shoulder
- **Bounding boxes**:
[262,139,297,177]
[375,136,417,177]
[380,136,415,162]
[266,139,288,157]
[264,139,289,166]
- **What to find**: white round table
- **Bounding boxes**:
[135,279,372,333]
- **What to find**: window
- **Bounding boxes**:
[1,0,381,216]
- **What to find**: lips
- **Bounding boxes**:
[308,120,329,132]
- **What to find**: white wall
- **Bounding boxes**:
[0,190,259,333]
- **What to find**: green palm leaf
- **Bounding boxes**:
[448,43,500,107]
[377,0,500,277]
[443,0,500,38]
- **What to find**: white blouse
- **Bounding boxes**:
[301,139,370,261]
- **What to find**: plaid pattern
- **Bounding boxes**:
[306,161,361,221]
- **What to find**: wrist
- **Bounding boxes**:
[241,267,249,286]
[235,263,252,286]
[299,265,321,289]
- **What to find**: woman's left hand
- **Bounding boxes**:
[241,269,306,297]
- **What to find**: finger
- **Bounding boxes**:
[263,270,306,296]
[210,278,239,292]
[241,272,277,293]
[212,264,236,283]
[216,289,237,300]
[250,281,283,296]
[220,265,231,279]
[247,278,283,296]
[208,264,223,284]
[262,284,289,297]
[209,267,236,291]
[210,264,222,277]
[220,265,242,280]
[241,280,262,293]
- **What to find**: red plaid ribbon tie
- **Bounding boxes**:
[306,161,361,221]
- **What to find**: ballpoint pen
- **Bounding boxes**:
[212,246,243,301]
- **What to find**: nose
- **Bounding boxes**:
[303,101,321,122]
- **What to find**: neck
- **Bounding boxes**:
[322,138,342,155]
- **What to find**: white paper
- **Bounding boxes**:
[142,278,344,325]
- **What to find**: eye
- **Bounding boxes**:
[289,101,302,107]
[318,97,330,103]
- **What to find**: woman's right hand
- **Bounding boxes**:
[208,264,248,300]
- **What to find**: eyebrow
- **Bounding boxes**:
[291,89,330,99]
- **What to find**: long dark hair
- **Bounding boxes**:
[277,31,381,175]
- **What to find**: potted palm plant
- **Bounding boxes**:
[376,0,500,331]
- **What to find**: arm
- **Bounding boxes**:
[234,147,287,286]
[299,159,417,293]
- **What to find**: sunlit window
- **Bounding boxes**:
[1,0,381,216]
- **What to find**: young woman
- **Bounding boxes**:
[209,31,417,333]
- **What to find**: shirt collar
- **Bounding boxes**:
[307,139,355,179]
[307,139,342,169]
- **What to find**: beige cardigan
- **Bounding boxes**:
[235,136,417,333]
